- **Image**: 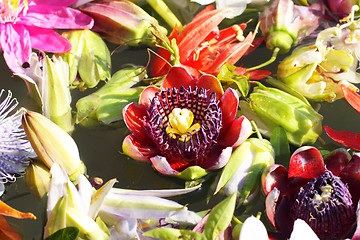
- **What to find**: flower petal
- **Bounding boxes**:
[0,201,36,219]
[340,153,360,203]
[200,146,232,170]
[150,155,180,175]
[0,24,31,73]
[262,164,288,196]
[341,84,360,114]
[290,219,319,240]
[162,66,196,90]
[139,86,160,109]
[288,146,325,180]
[218,88,239,135]
[31,0,77,5]
[0,215,22,240]
[27,26,71,52]
[324,126,360,151]
[21,5,93,29]
[219,116,252,148]
[239,216,269,240]
[323,148,351,176]
[122,135,157,162]
[122,103,149,142]
[196,74,224,100]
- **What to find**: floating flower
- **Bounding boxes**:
[262,146,360,239]
[150,5,270,80]
[0,90,34,184]
[259,0,323,54]
[0,0,93,73]
[122,66,253,180]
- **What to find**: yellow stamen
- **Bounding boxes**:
[166,108,200,142]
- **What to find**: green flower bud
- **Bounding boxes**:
[216,138,275,203]
[239,84,323,146]
[60,29,111,89]
[79,0,168,47]
[25,160,50,199]
[22,109,85,182]
[76,66,146,127]
[266,30,294,54]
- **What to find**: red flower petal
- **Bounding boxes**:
[162,66,196,90]
[340,153,360,203]
[262,164,288,196]
[122,102,150,142]
[122,135,158,162]
[219,116,252,148]
[324,126,360,151]
[288,146,325,179]
[341,83,360,114]
[196,74,224,100]
[234,67,272,80]
[139,86,160,109]
[324,148,351,176]
[218,88,239,135]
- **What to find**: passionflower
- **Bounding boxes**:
[0,0,93,73]
[323,0,358,19]
[259,0,323,54]
[150,5,270,80]
[262,146,360,239]
[0,90,34,183]
[122,66,252,180]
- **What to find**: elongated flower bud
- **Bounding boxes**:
[22,109,85,182]
[216,138,275,203]
[239,85,323,146]
[25,160,50,199]
[79,0,167,46]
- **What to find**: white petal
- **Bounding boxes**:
[47,164,68,218]
[290,219,319,240]
[239,216,268,240]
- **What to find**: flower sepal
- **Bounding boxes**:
[175,166,209,181]
[25,160,51,199]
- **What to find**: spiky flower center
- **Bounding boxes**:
[291,170,356,239]
[0,0,28,24]
[145,86,222,165]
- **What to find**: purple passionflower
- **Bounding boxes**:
[0,90,34,183]
[0,0,93,73]
[262,147,360,239]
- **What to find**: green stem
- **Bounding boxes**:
[251,120,262,139]
[146,0,183,30]
[246,47,279,71]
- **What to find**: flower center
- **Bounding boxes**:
[0,0,28,24]
[166,108,200,141]
[290,170,356,239]
[145,86,222,166]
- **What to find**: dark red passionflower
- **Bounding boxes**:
[262,146,360,239]
[122,66,252,179]
[150,5,270,81]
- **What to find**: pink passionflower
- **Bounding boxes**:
[150,5,270,81]
[262,146,360,239]
[122,66,252,179]
[0,0,93,73]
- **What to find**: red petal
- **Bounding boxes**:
[324,126,360,151]
[324,148,351,176]
[206,31,255,74]
[340,153,360,203]
[262,164,288,196]
[218,88,239,135]
[341,84,360,114]
[234,67,272,80]
[219,116,252,148]
[122,135,158,162]
[122,102,150,142]
[177,7,232,62]
[196,74,224,100]
[139,86,160,109]
[288,146,325,179]
[162,66,196,90]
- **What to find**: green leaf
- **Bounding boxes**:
[270,126,290,168]
[142,227,182,239]
[176,166,209,180]
[44,227,80,240]
[203,193,237,239]
[217,63,249,97]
